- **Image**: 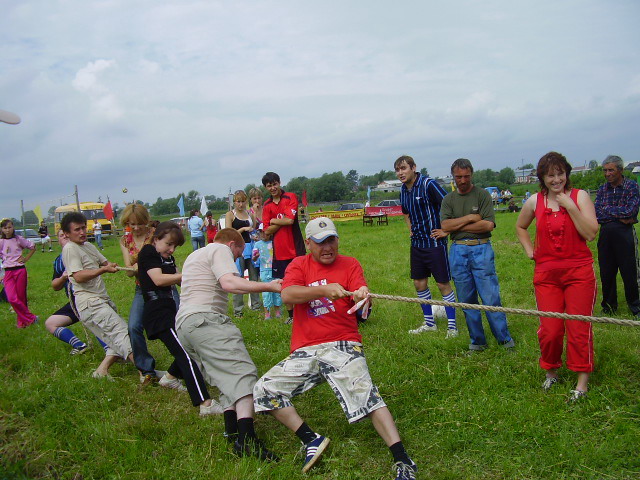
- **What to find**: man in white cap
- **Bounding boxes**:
[253,217,417,480]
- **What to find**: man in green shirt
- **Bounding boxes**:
[433,158,514,351]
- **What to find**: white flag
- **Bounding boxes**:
[200,196,208,215]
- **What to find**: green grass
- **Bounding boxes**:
[2,215,640,479]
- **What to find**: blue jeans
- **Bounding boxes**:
[191,235,205,251]
[95,233,103,249]
[449,242,513,349]
[129,285,181,374]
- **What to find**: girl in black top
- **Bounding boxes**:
[137,221,222,416]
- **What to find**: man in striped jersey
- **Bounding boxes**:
[395,155,458,337]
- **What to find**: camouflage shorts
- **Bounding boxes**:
[253,341,386,423]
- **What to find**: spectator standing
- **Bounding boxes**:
[394,155,458,337]
[188,209,205,251]
[38,221,53,252]
[93,219,104,250]
[434,158,514,351]
[594,155,640,319]
[516,152,599,402]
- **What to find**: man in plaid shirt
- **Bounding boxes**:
[594,155,640,319]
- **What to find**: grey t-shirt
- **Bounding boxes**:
[440,186,495,241]
[62,241,109,309]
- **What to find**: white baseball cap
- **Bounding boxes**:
[305,217,339,243]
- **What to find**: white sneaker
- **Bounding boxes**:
[409,324,438,334]
[445,328,459,338]
[158,375,187,392]
[200,400,224,416]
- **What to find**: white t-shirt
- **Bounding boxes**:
[175,243,239,329]
[62,241,109,309]
[93,222,102,233]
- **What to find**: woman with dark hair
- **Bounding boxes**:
[188,209,205,250]
[203,211,218,244]
[516,152,599,402]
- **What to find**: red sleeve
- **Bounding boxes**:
[282,256,306,289]
[262,201,273,228]
[283,193,299,220]
[346,258,367,292]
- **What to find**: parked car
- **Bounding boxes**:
[170,217,189,229]
[337,203,364,211]
[15,228,45,245]
[376,199,401,207]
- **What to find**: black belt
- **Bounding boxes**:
[4,265,26,271]
[146,291,174,301]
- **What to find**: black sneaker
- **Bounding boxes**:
[233,437,279,462]
[393,460,417,480]
[223,432,238,444]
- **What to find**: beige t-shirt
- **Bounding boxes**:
[62,241,109,310]
[175,243,239,330]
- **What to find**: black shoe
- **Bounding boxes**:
[223,432,238,444]
[233,437,279,462]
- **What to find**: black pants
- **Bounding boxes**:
[597,222,640,315]
[155,327,210,406]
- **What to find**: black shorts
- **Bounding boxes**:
[410,245,451,283]
[52,303,80,324]
[272,258,294,280]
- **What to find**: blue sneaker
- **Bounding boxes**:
[393,460,417,480]
[301,434,330,473]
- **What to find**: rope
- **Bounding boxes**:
[354,292,640,327]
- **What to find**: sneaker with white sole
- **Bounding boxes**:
[70,345,89,355]
[301,434,330,473]
[567,389,587,403]
[409,324,437,334]
[393,460,417,480]
[445,328,459,338]
[542,376,558,391]
[158,375,187,391]
[199,400,224,416]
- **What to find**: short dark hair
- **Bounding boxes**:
[262,172,280,186]
[451,158,474,174]
[153,221,185,246]
[190,209,199,217]
[61,212,87,233]
[536,151,572,194]
[394,155,416,170]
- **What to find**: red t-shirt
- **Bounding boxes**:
[262,191,305,260]
[283,254,366,352]
[533,189,593,271]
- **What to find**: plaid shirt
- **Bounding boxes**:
[594,177,640,224]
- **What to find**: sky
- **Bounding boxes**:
[2,0,639,219]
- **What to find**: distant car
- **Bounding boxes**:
[170,217,189,229]
[15,228,45,245]
[376,199,401,207]
[338,203,364,211]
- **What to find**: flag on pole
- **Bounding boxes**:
[177,195,185,216]
[200,196,208,215]
[103,201,114,221]
[302,190,308,207]
[33,206,43,223]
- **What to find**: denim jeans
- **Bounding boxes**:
[129,285,181,374]
[95,233,103,249]
[449,242,513,349]
[191,235,205,251]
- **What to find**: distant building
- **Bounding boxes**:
[373,179,403,192]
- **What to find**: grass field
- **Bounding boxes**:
[1,214,639,479]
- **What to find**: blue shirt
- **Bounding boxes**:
[400,173,448,248]
[53,254,73,299]
[188,216,204,238]
[595,177,640,224]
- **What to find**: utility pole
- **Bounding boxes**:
[74,185,81,212]
[20,199,24,227]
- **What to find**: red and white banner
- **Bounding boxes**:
[365,206,403,216]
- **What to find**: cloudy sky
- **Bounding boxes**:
[2,1,639,219]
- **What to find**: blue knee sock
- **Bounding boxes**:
[417,289,435,327]
[53,327,86,349]
[443,291,457,330]
[96,336,108,352]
